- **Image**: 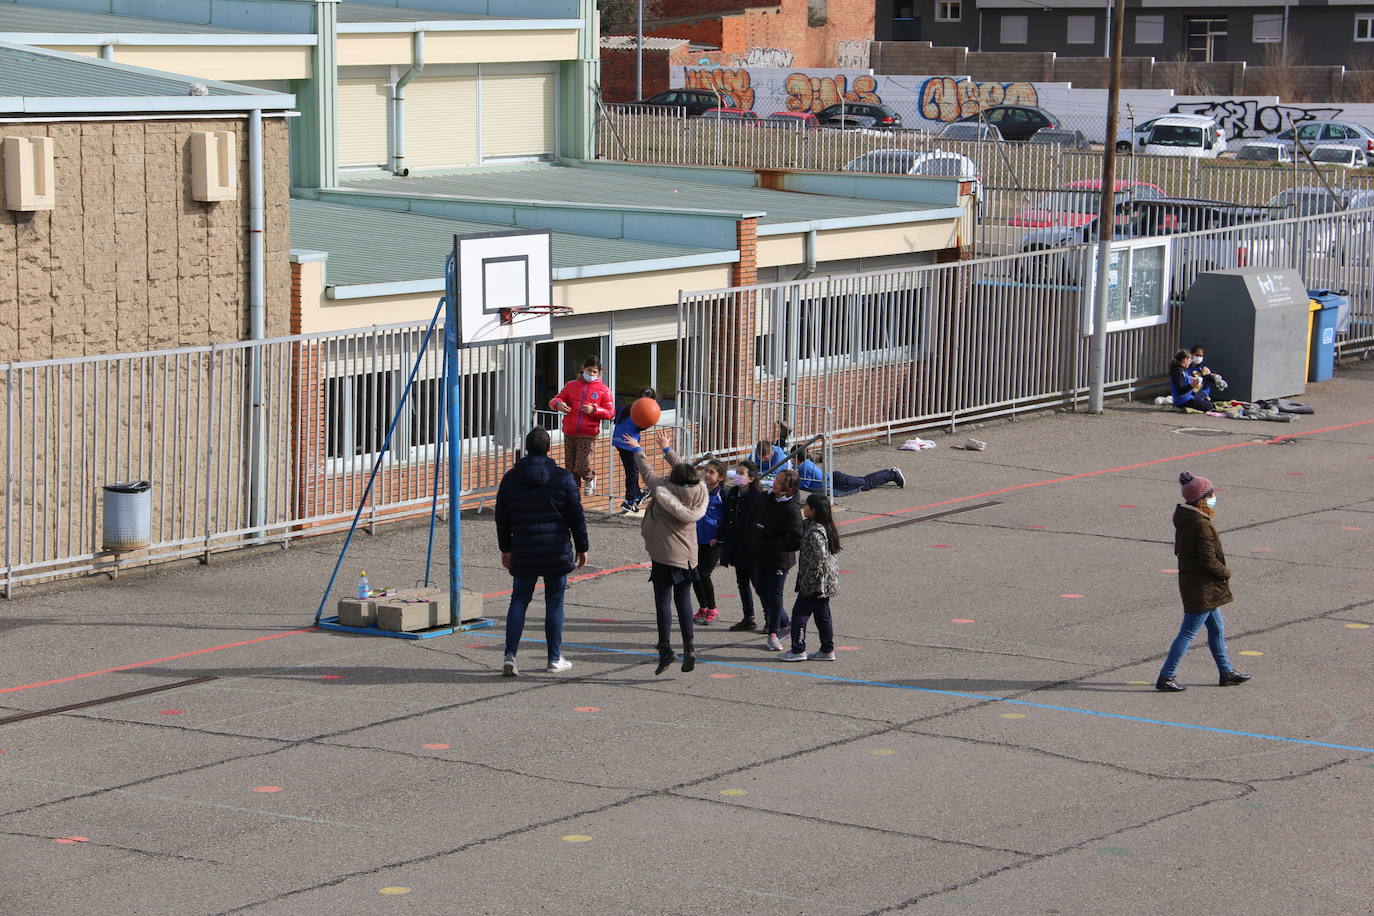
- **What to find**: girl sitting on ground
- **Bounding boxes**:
[1169,350,1215,412]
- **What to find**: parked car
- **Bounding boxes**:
[841,148,981,196]
[815,102,902,129]
[628,89,738,117]
[955,105,1059,142]
[1029,127,1089,149]
[1309,144,1370,168]
[1266,120,1374,155]
[1140,116,1225,158]
[937,121,1003,142]
[1010,180,1166,234]
[1235,141,1293,164]
[700,107,758,122]
[1116,114,1223,154]
[760,111,819,131]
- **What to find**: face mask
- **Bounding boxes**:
[1192,356,1204,366]
[1204,495,1217,508]
[581,372,597,383]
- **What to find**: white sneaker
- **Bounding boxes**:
[810,650,836,661]
[584,478,596,496]
[546,657,572,673]
[502,656,519,677]
[778,649,808,662]
[765,633,783,651]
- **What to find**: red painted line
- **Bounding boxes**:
[838,418,1374,528]
[9,420,1368,697]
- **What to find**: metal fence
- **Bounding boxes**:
[675,388,834,491]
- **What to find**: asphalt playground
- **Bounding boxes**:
[2,364,1373,915]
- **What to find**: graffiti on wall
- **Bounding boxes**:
[918,77,1040,123]
[735,47,794,68]
[836,39,869,69]
[684,68,756,110]
[784,73,881,113]
[1168,99,1344,140]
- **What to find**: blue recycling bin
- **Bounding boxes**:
[1306,290,1341,382]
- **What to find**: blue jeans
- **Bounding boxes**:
[752,565,792,636]
[505,574,567,664]
[1159,609,1233,679]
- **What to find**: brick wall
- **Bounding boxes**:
[0,116,292,363]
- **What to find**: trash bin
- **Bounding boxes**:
[1307,288,1350,335]
[1307,291,1341,383]
[102,480,152,551]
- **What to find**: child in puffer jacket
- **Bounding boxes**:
[779,493,842,662]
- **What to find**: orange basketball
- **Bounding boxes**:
[630,396,661,428]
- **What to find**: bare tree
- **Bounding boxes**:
[1343,47,1374,103]
[1158,53,1215,97]
[599,0,665,34]
[1248,35,1309,101]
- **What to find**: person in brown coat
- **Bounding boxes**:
[1156,471,1252,692]
[620,427,709,675]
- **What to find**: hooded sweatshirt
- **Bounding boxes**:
[632,448,708,568]
[1173,503,1233,613]
[494,454,589,578]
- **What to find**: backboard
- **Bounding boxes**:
[454,230,556,347]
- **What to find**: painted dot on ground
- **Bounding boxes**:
[320,674,345,680]
[1098,847,1130,855]
[53,836,89,844]
[422,743,450,750]
[463,643,486,649]
[932,544,953,549]
[870,749,896,756]
[708,673,736,679]
[1285,471,1306,476]
[573,706,600,713]
[1117,504,1138,509]
[158,709,183,716]
[378,887,411,896]
[950,618,975,624]
[1060,593,1085,599]
[1026,524,1045,529]
[1345,623,1371,629]
[836,645,861,651]
[1000,713,1026,719]
[251,786,283,793]
[1238,650,1264,657]
[561,834,593,843]
[838,569,852,575]
[1161,568,1179,574]
[1253,547,1274,552]
[1341,526,1362,531]
[719,594,738,599]
[720,788,749,796]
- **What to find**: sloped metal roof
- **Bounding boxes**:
[0,43,262,97]
[342,166,937,226]
[0,5,249,33]
[291,199,726,287]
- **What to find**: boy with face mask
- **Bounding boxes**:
[550,356,615,495]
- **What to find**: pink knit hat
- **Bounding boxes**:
[1179,471,1213,503]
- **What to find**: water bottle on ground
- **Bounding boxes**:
[357,570,370,601]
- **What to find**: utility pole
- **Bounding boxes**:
[636,0,644,100]
[1088,0,1126,413]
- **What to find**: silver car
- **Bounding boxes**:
[1267,120,1374,153]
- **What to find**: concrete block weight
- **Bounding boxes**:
[336,597,377,628]
[376,588,451,633]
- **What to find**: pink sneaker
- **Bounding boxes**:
[693,608,709,623]
[703,608,719,625]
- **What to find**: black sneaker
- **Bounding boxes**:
[1219,670,1251,686]
[1155,676,1185,692]
[728,618,757,632]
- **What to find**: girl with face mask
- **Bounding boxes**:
[1156,472,1251,692]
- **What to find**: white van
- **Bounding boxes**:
[1141,115,1225,158]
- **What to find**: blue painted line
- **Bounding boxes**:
[482,632,1374,756]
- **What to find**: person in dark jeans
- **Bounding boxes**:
[1169,350,1214,412]
[794,443,904,496]
[494,426,589,677]
[751,469,804,651]
[692,459,727,624]
[612,387,657,513]
[720,460,765,631]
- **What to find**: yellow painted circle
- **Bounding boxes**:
[870,749,896,756]
[719,788,749,796]
[561,834,593,843]
[1238,650,1264,656]
[378,887,411,896]
[1127,680,1150,686]
[1345,623,1371,630]
[1000,713,1027,719]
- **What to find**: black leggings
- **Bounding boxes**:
[733,564,757,618]
[692,544,721,609]
[653,578,695,650]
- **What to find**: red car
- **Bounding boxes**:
[761,111,819,130]
[700,107,758,122]
[1008,179,1166,229]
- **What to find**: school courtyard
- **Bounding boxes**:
[1,364,1372,914]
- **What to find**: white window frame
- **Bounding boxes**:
[1000,14,1028,45]
[1082,238,1171,335]
[1253,12,1282,44]
[1067,15,1096,45]
[1357,14,1374,42]
[935,0,961,23]
[1135,14,1164,45]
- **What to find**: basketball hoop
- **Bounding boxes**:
[500,304,573,325]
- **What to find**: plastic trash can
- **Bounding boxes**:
[102,480,152,551]
[1306,293,1341,383]
[1308,288,1349,334]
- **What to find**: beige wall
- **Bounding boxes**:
[757,217,965,268]
[113,46,312,80]
[0,116,292,361]
[338,29,578,66]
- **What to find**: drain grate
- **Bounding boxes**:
[1174,427,1232,437]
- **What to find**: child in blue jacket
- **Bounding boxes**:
[692,459,727,624]
[612,387,657,513]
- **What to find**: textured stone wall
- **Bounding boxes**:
[0,115,292,363]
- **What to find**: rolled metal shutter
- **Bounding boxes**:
[405,76,478,170]
[337,78,389,168]
[480,72,556,160]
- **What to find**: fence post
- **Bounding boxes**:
[203,348,219,564]
[4,366,11,598]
